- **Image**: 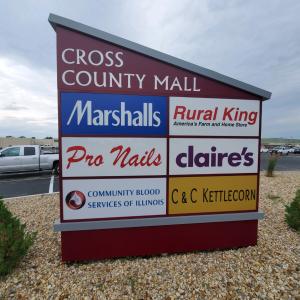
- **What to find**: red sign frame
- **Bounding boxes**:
[49,14,271,261]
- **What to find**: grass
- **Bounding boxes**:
[285,189,300,232]
[266,154,278,177]
[267,194,282,203]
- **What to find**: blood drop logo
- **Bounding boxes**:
[65,191,86,210]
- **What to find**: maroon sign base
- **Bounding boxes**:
[61,220,257,261]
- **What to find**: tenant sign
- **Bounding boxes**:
[49,14,271,261]
[170,97,260,136]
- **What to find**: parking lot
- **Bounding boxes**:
[0,153,299,199]
[259,152,300,171]
[0,171,59,198]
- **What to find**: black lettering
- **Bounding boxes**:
[209,191,214,202]
[172,189,178,204]
[245,189,250,200]
[239,190,244,200]
[233,190,238,201]
[190,188,197,203]
[203,188,208,202]
[182,192,187,203]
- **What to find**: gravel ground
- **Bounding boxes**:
[0,172,299,299]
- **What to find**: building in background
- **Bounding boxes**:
[0,137,59,149]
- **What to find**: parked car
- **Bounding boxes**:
[293,147,300,154]
[269,146,279,153]
[0,145,59,174]
[260,148,269,153]
[270,146,290,155]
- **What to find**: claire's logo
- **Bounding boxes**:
[65,191,86,210]
[176,146,254,168]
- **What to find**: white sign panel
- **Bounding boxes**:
[170,97,260,136]
[169,138,259,175]
[62,137,166,177]
[63,178,166,220]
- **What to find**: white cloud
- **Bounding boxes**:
[0,56,57,138]
[0,0,299,138]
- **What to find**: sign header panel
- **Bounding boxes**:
[170,97,260,136]
[56,26,261,100]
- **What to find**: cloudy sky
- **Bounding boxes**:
[0,0,299,138]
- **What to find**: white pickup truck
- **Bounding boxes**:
[0,145,59,174]
[269,146,290,155]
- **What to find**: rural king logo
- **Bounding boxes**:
[173,106,258,125]
[65,191,86,210]
[61,93,167,135]
[176,146,254,168]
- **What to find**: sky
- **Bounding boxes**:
[0,0,299,138]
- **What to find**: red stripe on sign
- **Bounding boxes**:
[61,220,258,261]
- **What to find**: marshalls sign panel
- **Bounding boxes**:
[50,14,271,261]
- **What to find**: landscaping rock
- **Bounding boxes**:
[0,172,299,299]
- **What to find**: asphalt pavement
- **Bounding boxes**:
[0,171,59,199]
[260,152,300,171]
[0,153,299,199]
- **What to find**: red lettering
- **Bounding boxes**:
[85,154,94,166]
[110,145,131,168]
[223,107,234,121]
[66,146,86,169]
[93,155,104,166]
[66,145,162,170]
[147,148,155,166]
[110,145,161,168]
[66,145,103,168]
[128,154,140,166]
[148,148,162,166]
[85,154,103,166]
[139,151,148,166]
[173,106,186,119]
[153,154,162,166]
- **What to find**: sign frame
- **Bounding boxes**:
[50,13,270,261]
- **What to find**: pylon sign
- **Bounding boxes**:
[50,14,271,261]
